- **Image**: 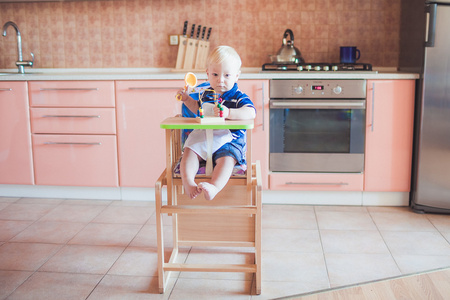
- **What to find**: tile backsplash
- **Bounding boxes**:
[0,0,400,69]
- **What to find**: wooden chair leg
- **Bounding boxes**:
[155,170,166,293]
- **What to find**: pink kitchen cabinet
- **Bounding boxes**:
[116,80,183,187]
[364,80,415,191]
[0,81,34,184]
[238,80,269,189]
[29,81,118,187]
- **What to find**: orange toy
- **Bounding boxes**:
[176,72,197,101]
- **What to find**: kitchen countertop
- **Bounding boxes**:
[0,67,420,81]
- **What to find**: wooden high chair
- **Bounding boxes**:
[155,116,262,295]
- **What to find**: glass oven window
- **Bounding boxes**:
[270,108,365,154]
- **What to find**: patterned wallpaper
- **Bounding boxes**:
[0,0,401,69]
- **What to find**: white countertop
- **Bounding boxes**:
[0,67,420,81]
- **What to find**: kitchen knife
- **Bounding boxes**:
[182,20,188,37]
[190,24,195,38]
[206,27,212,41]
[201,26,206,40]
[176,21,189,69]
[196,25,201,39]
[184,24,197,69]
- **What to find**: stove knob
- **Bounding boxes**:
[314,66,321,71]
[323,65,330,71]
[332,65,339,71]
[294,86,303,94]
[305,65,312,71]
[297,65,303,71]
[333,86,343,94]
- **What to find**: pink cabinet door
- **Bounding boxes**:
[30,107,116,134]
[116,81,182,187]
[32,134,118,187]
[28,81,115,107]
[238,80,269,189]
[0,81,34,184]
[364,80,415,191]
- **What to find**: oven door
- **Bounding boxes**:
[270,99,366,172]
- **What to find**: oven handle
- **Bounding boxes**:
[270,100,366,109]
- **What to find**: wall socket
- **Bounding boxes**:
[169,35,179,45]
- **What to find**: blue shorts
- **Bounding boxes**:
[213,135,246,166]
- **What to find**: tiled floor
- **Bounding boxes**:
[1,196,450,300]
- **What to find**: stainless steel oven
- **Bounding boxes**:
[269,79,366,172]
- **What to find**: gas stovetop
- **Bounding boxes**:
[262,62,373,72]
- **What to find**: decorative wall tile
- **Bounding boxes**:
[0,0,400,69]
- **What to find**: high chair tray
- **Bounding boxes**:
[160,116,254,130]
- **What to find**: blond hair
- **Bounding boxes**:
[207,46,242,70]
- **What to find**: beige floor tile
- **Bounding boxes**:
[0,197,20,203]
[39,244,124,274]
[129,224,174,249]
[393,254,450,274]
[68,223,142,246]
[314,206,368,212]
[169,277,252,299]
[108,247,159,277]
[370,211,437,231]
[92,205,154,224]
[40,204,106,223]
[262,228,322,253]
[367,206,412,213]
[427,214,450,232]
[180,247,255,281]
[110,200,156,207]
[63,198,113,206]
[7,272,102,300]
[0,202,10,211]
[251,280,330,300]
[0,203,57,221]
[381,231,450,255]
[262,205,317,230]
[325,253,401,287]
[0,220,33,242]
[0,242,61,271]
[87,274,175,300]
[316,211,377,230]
[16,197,64,205]
[0,270,33,299]
[262,252,328,285]
[320,230,390,254]
[11,221,86,244]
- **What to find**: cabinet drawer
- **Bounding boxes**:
[32,134,118,187]
[269,173,363,191]
[31,108,116,134]
[29,81,115,107]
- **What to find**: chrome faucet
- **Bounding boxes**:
[2,21,34,74]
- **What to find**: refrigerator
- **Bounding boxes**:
[400,0,450,213]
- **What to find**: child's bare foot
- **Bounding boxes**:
[198,182,219,201]
[184,183,201,199]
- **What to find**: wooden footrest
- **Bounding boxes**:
[164,263,257,273]
[160,205,257,215]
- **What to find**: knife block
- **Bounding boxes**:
[174,39,210,72]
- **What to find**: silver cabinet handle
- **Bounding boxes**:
[42,115,100,118]
[128,87,179,90]
[39,88,99,91]
[44,142,102,146]
[270,100,366,109]
[0,88,12,91]
[371,82,375,132]
[286,182,349,186]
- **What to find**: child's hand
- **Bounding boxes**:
[176,88,188,101]
[214,104,229,118]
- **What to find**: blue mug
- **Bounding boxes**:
[340,46,360,64]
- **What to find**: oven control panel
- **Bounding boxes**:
[270,79,366,99]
